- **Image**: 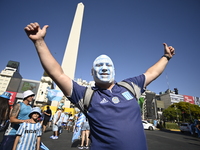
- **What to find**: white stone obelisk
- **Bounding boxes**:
[52,3,84,108]
[61,2,84,79]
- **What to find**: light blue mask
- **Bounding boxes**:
[92,55,115,84]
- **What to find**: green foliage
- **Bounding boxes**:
[165,122,179,130]
[163,102,200,122]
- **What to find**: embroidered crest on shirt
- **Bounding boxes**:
[112,97,120,104]
[100,98,108,104]
[122,91,133,100]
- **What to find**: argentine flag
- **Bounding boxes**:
[47,88,64,102]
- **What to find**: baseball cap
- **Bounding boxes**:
[0,92,12,100]
[23,90,35,99]
[29,107,42,118]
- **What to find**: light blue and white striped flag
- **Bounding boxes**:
[47,88,64,102]
[72,112,86,143]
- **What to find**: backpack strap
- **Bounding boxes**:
[117,81,141,101]
[82,86,94,115]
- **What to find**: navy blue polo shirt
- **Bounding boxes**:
[69,74,148,150]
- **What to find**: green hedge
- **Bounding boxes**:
[165,122,179,130]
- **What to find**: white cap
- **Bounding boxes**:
[29,107,42,118]
[23,90,35,99]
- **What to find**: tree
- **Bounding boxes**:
[163,102,200,122]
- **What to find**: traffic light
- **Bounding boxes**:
[174,88,178,94]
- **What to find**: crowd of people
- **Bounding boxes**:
[0,90,47,150]
[0,90,91,149]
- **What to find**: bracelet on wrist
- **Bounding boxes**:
[162,55,171,61]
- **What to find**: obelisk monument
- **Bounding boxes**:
[52,2,84,108]
[61,2,84,79]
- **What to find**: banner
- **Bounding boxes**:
[7,91,17,105]
[169,93,184,103]
[47,89,64,102]
[194,97,200,106]
[183,95,194,104]
[19,81,39,94]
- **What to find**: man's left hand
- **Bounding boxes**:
[163,43,175,58]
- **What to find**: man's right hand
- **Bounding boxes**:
[24,22,49,42]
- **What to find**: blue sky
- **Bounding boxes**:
[0,0,199,97]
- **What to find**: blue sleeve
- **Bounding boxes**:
[123,74,146,93]
[67,80,87,104]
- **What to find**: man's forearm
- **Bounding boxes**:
[10,118,24,124]
[147,56,168,75]
[33,39,72,97]
[34,39,63,78]
[144,56,169,86]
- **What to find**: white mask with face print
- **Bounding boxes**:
[92,55,115,84]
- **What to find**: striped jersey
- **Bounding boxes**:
[16,122,42,150]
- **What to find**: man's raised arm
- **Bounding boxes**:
[24,22,72,96]
[144,43,175,87]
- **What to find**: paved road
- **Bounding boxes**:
[41,128,80,150]
[146,129,200,150]
[1,128,200,150]
[41,128,200,150]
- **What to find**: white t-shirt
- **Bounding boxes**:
[63,114,69,123]
[59,112,65,123]
[53,110,62,126]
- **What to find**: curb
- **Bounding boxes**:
[157,128,180,131]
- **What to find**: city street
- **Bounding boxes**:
[40,128,200,150]
[1,128,200,150]
[146,129,200,150]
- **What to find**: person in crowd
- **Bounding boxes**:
[48,114,53,128]
[66,116,74,133]
[42,106,52,133]
[62,112,69,130]
[195,119,200,138]
[0,92,12,131]
[58,108,65,135]
[68,112,72,118]
[50,107,62,139]
[78,118,90,149]
[12,107,42,150]
[0,90,35,150]
[24,22,175,150]
[71,112,85,145]
[72,113,79,132]
[189,120,196,135]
